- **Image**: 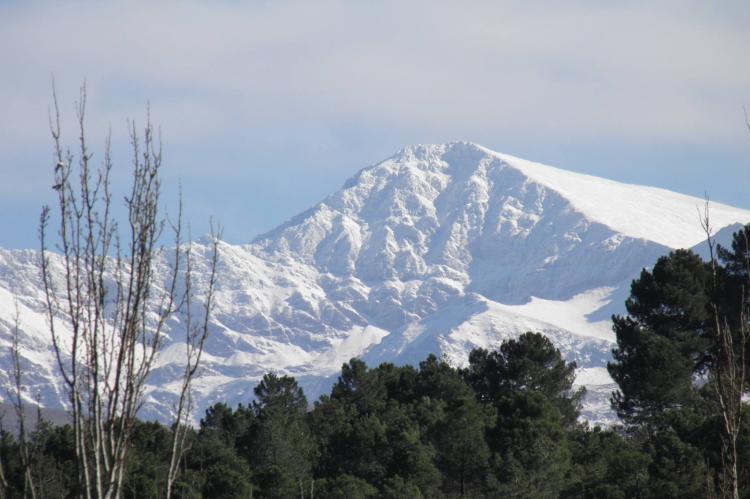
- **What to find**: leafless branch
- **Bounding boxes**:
[700,198,746,499]
[40,81,217,499]
[166,221,222,498]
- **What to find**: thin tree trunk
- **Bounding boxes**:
[41,81,218,499]
[8,302,37,499]
[700,199,745,499]
[166,225,221,498]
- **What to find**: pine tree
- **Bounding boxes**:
[463,332,580,497]
[249,374,314,499]
[608,249,712,425]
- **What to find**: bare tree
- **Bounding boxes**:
[0,443,5,499]
[166,222,221,498]
[39,82,219,499]
[7,302,37,499]
[699,198,747,499]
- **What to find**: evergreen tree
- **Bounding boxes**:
[314,474,379,499]
[380,475,424,499]
[464,332,583,427]
[606,239,750,496]
[643,429,707,499]
[416,354,493,497]
[123,421,172,498]
[490,390,572,498]
[716,225,750,375]
[563,426,650,499]
[608,249,712,425]
[249,373,314,499]
[463,332,580,497]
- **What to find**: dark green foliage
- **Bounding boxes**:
[464,332,583,427]
[489,390,572,498]
[312,359,443,496]
[1,312,746,498]
[643,429,707,499]
[0,421,78,498]
[563,426,650,499]
[123,421,172,498]
[0,335,599,498]
[717,225,750,279]
[314,474,378,498]
[190,427,252,498]
[202,462,253,499]
[607,227,750,497]
[608,249,712,425]
[623,249,710,336]
[380,475,424,498]
[716,226,750,379]
[418,355,493,497]
[463,332,581,497]
[249,373,314,499]
[610,322,698,424]
[201,402,252,448]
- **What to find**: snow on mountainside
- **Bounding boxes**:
[0,142,749,425]
[482,147,748,249]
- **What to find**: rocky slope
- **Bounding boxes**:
[1,142,748,424]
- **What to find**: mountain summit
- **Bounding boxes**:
[1,142,749,423]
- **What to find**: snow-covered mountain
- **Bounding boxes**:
[1,142,748,424]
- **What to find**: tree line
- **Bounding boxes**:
[0,332,634,498]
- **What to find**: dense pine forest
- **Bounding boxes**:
[2,224,750,498]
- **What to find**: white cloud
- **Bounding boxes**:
[3,1,749,145]
[1,0,749,246]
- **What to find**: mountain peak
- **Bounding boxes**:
[346,142,750,249]
[2,142,750,425]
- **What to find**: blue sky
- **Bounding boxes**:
[1,0,749,248]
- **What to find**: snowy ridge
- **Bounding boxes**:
[0,142,748,425]
[481,145,750,248]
